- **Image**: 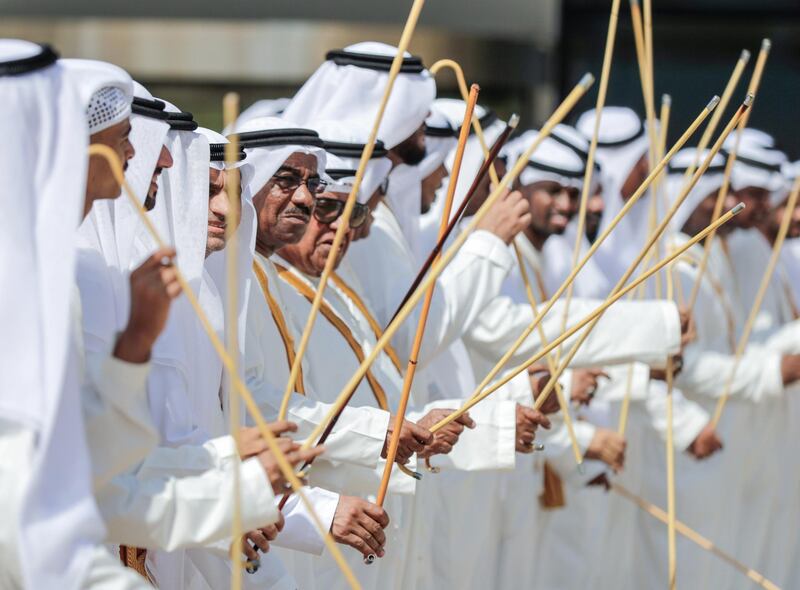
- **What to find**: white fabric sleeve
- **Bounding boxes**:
[83,352,158,490]
[543,421,605,487]
[594,363,651,402]
[410,398,518,472]
[644,382,710,451]
[245,310,390,468]
[765,319,800,354]
[413,230,515,364]
[273,487,340,556]
[465,296,681,372]
[277,396,389,469]
[678,344,784,403]
[97,455,278,550]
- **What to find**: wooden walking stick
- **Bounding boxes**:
[711,174,800,427]
[88,144,362,590]
[279,0,428,422]
[366,90,480,560]
[687,39,771,313]
[374,84,480,515]
[610,483,781,590]
[299,74,596,451]
[466,97,718,410]
[427,202,744,433]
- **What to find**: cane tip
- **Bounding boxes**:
[706,95,721,111]
[739,49,751,63]
[577,462,586,475]
[534,443,546,452]
[579,72,595,89]
[732,202,746,215]
[661,94,672,107]
[761,38,772,52]
[509,114,521,129]
[245,558,261,574]
[743,93,754,107]
[629,0,639,6]
[364,554,377,565]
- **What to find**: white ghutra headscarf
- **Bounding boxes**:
[0,44,129,590]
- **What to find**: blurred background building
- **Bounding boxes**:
[2,0,798,154]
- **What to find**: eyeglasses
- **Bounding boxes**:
[313,197,370,229]
[271,173,328,195]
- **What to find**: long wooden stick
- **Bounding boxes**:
[429,202,744,433]
[610,483,781,590]
[683,49,750,182]
[466,98,718,408]
[375,85,480,511]
[518,99,749,421]
[88,144,362,590]
[300,74,595,450]
[278,0,428,421]
[665,264,677,590]
[687,39,771,313]
[222,93,245,587]
[711,174,800,427]
[631,0,661,294]
[556,0,621,367]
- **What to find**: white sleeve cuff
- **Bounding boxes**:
[274,487,339,556]
[462,230,515,272]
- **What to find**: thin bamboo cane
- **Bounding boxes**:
[711,174,800,427]
[87,144,362,590]
[300,74,595,450]
[375,85,480,512]
[222,93,245,587]
[555,0,622,368]
[279,0,428,421]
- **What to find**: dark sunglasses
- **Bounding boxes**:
[272,173,328,195]
[313,197,370,229]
